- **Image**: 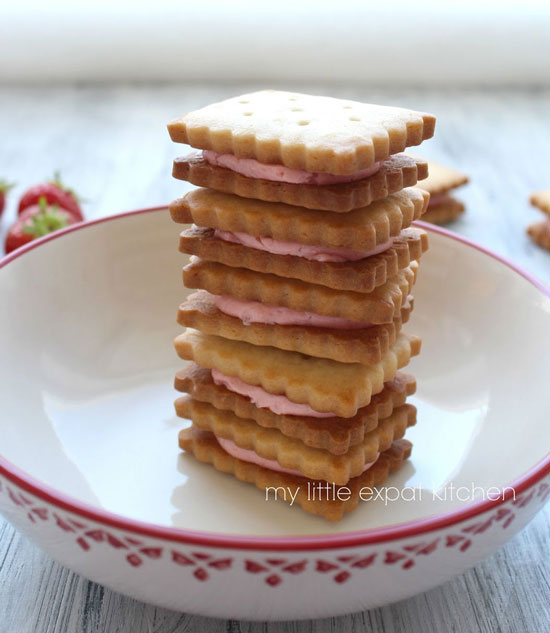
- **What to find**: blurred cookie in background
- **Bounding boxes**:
[419,161,469,225]
[527,190,550,251]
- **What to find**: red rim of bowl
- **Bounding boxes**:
[0,209,549,551]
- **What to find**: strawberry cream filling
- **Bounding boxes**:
[214,295,373,329]
[214,229,394,262]
[211,368,336,418]
[202,150,381,185]
[427,192,451,207]
[217,436,380,480]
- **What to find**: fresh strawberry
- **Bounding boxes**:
[0,180,15,217]
[5,197,77,254]
[17,171,84,221]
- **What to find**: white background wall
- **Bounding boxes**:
[1,0,550,84]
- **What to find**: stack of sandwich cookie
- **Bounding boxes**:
[420,160,469,225]
[168,90,435,521]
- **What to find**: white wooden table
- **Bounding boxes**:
[1,84,549,632]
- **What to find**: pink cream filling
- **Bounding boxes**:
[427,192,450,207]
[217,437,379,480]
[211,368,335,418]
[202,150,381,185]
[214,295,373,329]
[214,229,394,262]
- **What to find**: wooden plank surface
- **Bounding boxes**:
[0,84,549,632]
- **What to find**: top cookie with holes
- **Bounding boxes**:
[168,90,436,178]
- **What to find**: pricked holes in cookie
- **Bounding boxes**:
[343,105,353,109]
[288,97,297,101]
[238,99,250,104]
[349,116,361,122]
[298,120,310,126]
[291,108,303,112]
[242,112,253,116]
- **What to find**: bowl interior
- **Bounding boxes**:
[1,210,549,536]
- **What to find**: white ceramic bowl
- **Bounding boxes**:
[1,209,549,620]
